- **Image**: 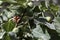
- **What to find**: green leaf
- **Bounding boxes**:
[50,4,59,12]
[4,33,11,40]
[16,0,26,4]
[54,17,60,33]
[1,0,17,3]
[32,24,50,40]
[3,20,15,32]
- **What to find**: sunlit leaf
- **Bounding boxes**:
[3,20,15,32]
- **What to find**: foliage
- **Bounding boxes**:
[0,0,60,40]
